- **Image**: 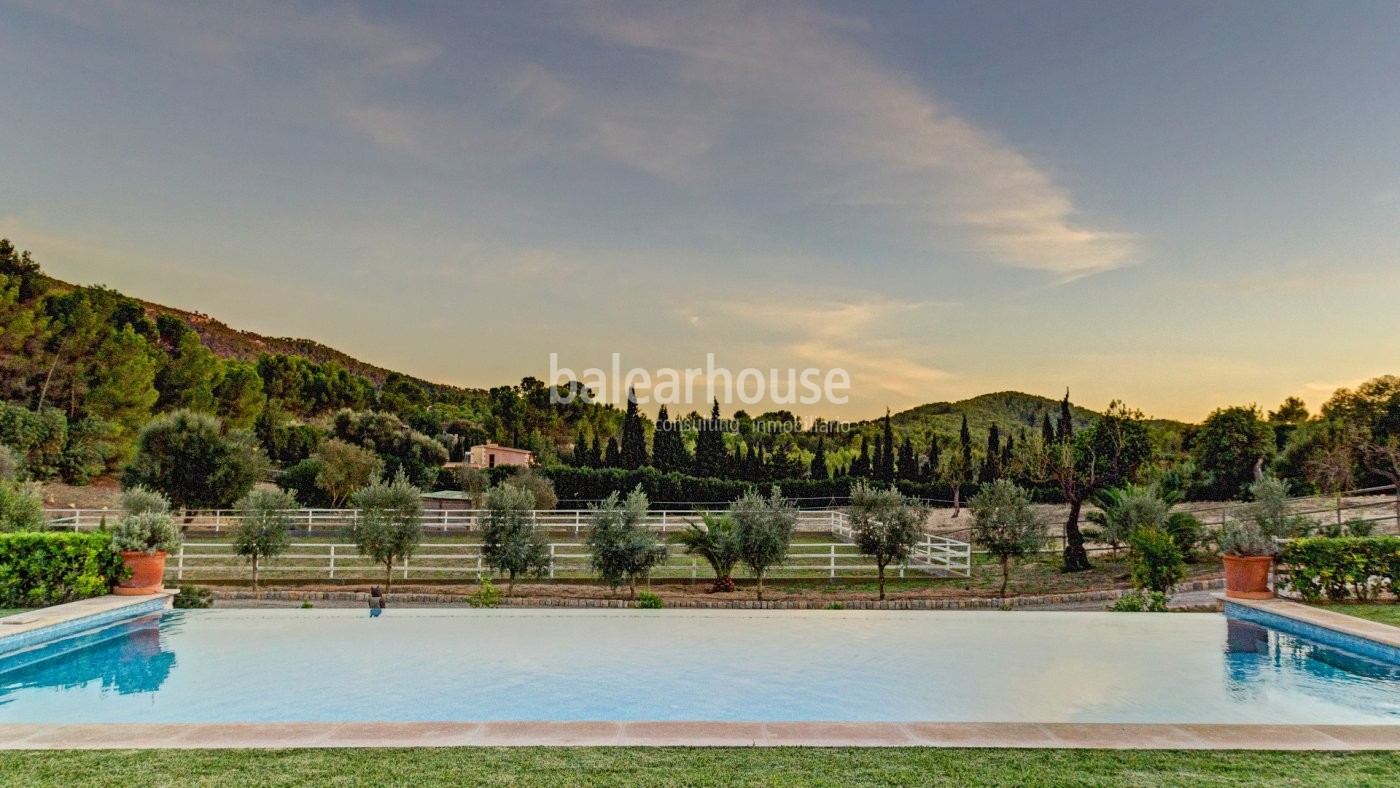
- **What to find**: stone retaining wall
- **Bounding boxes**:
[211,578,1225,611]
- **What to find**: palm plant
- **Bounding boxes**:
[674,511,741,592]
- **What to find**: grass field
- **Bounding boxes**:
[3,748,1398,787]
[1311,604,1400,628]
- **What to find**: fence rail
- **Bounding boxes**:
[43,507,845,534]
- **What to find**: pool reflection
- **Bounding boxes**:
[0,614,176,703]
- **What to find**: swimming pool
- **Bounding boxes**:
[1,609,1398,724]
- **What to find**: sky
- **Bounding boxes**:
[1,0,1398,422]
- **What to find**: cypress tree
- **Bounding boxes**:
[980,423,1001,483]
[873,436,884,482]
[959,414,973,469]
[589,434,602,468]
[652,405,688,472]
[852,435,870,477]
[572,428,589,467]
[1041,412,1055,446]
[604,436,621,468]
[620,387,648,469]
[879,409,896,482]
[693,399,727,478]
[898,437,915,481]
[810,436,828,479]
[1056,389,1074,443]
[1001,432,1015,470]
[926,435,941,482]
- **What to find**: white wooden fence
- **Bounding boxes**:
[167,539,971,583]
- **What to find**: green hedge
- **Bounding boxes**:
[0,532,129,608]
[1279,536,1400,603]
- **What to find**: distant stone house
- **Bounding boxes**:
[466,442,533,470]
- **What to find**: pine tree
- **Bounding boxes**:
[620,388,648,469]
[810,436,828,479]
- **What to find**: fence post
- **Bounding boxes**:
[177,543,185,581]
[549,544,556,581]
[403,557,410,580]
[691,559,697,581]
[829,544,836,580]
[329,545,336,580]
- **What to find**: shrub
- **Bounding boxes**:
[1280,536,1400,603]
[636,591,664,609]
[0,479,46,532]
[673,511,741,593]
[1108,590,1169,612]
[825,602,846,610]
[587,486,667,598]
[0,531,128,607]
[174,585,212,609]
[0,444,20,481]
[120,484,171,516]
[1216,521,1278,557]
[499,467,558,510]
[344,470,423,591]
[276,458,332,508]
[467,577,502,608]
[1165,511,1204,561]
[232,488,296,590]
[1127,527,1186,595]
[480,483,549,595]
[111,511,180,555]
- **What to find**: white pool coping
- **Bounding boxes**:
[0,592,175,656]
[0,721,1396,749]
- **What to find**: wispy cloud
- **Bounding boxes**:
[556,1,1134,276]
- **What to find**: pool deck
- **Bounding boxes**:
[1220,594,1400,651]
[0,592,175,657]
[0,721,1396,750]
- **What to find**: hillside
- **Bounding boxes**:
[850,391,1109,447]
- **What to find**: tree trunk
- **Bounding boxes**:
[756,572,764,601]
[252,554,259,592]
[1000,555,1010,598]
[1062,498,1091,572]
[508,571,516,597]
[877,564,886,601]
[629,579,637,600]
[951,486,961,518]
[385,559,394,592]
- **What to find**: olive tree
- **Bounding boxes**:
[123,410,265,513]
[313,438,383,507]
[586,486,667,598]
[232,488,296,590]
[343,470,422,591]
[674,511,741,592]
[480,483,549,595]
[847,481,927,600]
[731,486,797,601]
[969,480,1047,598]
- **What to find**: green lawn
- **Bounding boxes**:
[1312,603,1400,628]
[3,748,1398,787]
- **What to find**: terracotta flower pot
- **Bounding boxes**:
[114,551,168,596]
[1223,554,1274,600]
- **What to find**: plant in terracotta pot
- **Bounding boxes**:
[1216,475,1313,600]
[1217,520,1279,599]
[110,512,181,596]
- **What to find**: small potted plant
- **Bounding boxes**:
[1217,520,1278,599]
[111,511,181,595]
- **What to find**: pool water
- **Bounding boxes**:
[2,609,1398,724]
